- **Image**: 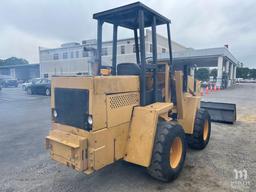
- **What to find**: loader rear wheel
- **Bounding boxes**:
[187,109,211,150]
[148,122,186,182]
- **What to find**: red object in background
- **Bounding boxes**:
[206,86,209,95]
[200,88,203,96]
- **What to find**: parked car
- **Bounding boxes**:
[201,81,208,88]
[21,78,41,90]
[26,78,51,96]
[0,79,2,90]
[2,79,18,88]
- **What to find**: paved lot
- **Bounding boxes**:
[0,84,255,192]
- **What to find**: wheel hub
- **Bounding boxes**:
[170,137,182,169]
[203,119,209,141]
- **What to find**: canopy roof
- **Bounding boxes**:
[93,2,171,29]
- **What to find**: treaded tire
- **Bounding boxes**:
[147,122,187,182]
[187,108,211,150]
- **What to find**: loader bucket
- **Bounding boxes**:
[200,101,236,124]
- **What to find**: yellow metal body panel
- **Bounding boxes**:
[106,92,139,127]
[175,71,200,134]
[109,123,130,160]
[92,94,107,130]
[88,128,114,171]
[52,123,89,138]
[47,123,130,174]
[93,76,139,94]
[124,102,173,167]
[51,76,139,131]
[178,94,200,134]
[46,129,88,171]
[196,80,201,96]
[188,75,194,92]
[165,64,171,102]
[47,75,140,174]
[175,71,184,119]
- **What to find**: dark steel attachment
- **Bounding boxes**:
[201,101,236,124]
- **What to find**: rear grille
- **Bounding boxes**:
[53,88,90,130]
[109,93,139,109]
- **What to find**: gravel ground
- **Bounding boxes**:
[0,84,255,192]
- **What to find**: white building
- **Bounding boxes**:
[158,46,240,88]
[39,29,187,78]
[39,30,240,88]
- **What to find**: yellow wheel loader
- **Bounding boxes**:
[46,2,234,182]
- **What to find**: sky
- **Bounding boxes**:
[0,0,255,68]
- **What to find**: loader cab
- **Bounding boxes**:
[93,1,173,105]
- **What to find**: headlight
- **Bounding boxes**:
[88,115,93,125]
[53,109,58,118]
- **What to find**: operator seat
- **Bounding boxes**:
[117,63,141,75]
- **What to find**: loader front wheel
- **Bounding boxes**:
[148,122,186,182]
[187,109,211,150]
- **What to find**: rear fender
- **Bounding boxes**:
[124,102,173,167]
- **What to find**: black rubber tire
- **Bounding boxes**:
[187,109,211,150]
[147,122,187,182]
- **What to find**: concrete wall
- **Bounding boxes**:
[0,65,39,80]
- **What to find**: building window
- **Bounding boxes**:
[150,44,152,53]
[76,51,79,58]
[121,45,125,54]
[70,51,74,58]
[83,51,89,57]
[53,53,59,60]
[162,48,166,53]
[133,44,140,53]
[102,48,108,56]
[133,44,136,53]
[63,52,68,59]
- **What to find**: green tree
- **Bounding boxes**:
[210,69,217,80]
[195,68,210,81]
[0,57,29,66]
[236,67,250,79]
[249,69,256,79]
